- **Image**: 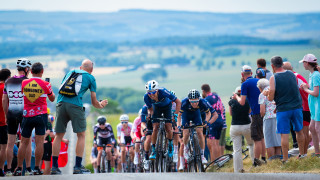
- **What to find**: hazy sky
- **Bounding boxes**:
[1,0,320,13]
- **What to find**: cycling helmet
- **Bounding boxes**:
[16,58,32,68]
[120,114,129,122]
[188,89,200,99]
[170,90,176,96]
[145,80,159,91]
[97,116,107,124]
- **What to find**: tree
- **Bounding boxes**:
[91,98,123,114]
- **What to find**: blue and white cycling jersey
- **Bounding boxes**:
[144,88,177,108]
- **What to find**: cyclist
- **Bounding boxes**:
[177,89,218,164]
[201,84,225,160]
[116,114,134,172]
[131,110,142,166]
[144,80,181,160]
[2,58,31,176]
[140,105,153,170]
[90,145,98,173]
[93,116,115,173]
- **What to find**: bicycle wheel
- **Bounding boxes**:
[193,134,204,172]
[204,154,232,172]
[100,153,106,172]
[155,130,163,172]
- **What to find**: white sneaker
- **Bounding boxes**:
[143,159,150,170]
[201,156,208,164]
[173,152,178,163]
[134,155,139,165]
[179,165,184,171]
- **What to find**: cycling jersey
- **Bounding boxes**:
[117,122,133,144]
[132,117,142,139]
[21,77,53,117]
[180,98,212,113]
[93,123,115,143]
[205,92,227,128]
[3,75,27,115]
[144,88,177,108]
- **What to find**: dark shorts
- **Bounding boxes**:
[250,114,264,141]
[124,136,132,145]
[208,118,223,140]
[0,125,8,144]
[146,119,153,136]
[303,111,311,126]
[21,114,47,138]
[42,142,52,161]
[181,110,203,128]
[7,111,23,135]
[152,103,172,124]
[97,137,113,147]
[55,102,86,133]
[219,128,227,146]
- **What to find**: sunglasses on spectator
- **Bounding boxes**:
[121,121,128,124]
[148,90,157,95]
[189,100,199,103]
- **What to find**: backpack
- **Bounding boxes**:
[59,71,83,97]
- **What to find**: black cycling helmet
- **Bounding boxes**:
[188,89,200,99]
[97,116,107,124]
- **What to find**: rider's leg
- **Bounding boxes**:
[121,146,126,164]
[129,147,134,161]
[179,137,185,170]
[97,149,102,172]
[145,135,151,160]
[106,147,112,171]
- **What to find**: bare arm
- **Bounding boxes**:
[2,94,9,114]
[177,112,182,127]
[260,104,266,117]
[267,76,275,101]
[48,92,55,102]
[174,98,181,115]
[208,111,218,124]
[303,85,319,97]
[90,91,108,109]
[233,93,246,106]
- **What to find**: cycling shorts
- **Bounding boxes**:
[21,114,47,138]
[97,137,114,147]
[181,110,202,128]
[120,136,133,145]
[7,111,23,135]
[152,103,172,124]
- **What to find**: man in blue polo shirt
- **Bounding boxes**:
[233,65,266,166]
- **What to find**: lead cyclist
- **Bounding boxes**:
[143,80,181,160]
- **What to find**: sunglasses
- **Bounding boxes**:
[99,123,105,125]
[148,90,157,95]
[189,100,199,103]
[121,121,128,124]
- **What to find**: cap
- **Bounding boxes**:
[255,68,266,78]
[234,86,241,93]
[242,65,252,72]
[299,54,317,63]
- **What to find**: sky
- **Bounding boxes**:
[0,0,320,13]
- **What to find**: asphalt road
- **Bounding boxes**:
[4,172,320,180]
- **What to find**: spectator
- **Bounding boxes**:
[255,68,266,79]
[3,58,31,176]
[233,65,266,166]
[51,59,108,175]
[300,54,320,157]
[257,79,281,159]
[229,86,254,173]
[14,62,55,176]
[283,62,311,154]
[257,58,273,80]
[0,68,11,176]
[265,56,305,162]
[42,108,55,175]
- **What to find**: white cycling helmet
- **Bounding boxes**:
[16,58,32,68]
[120,114,129,122]
[145,80,159,91]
